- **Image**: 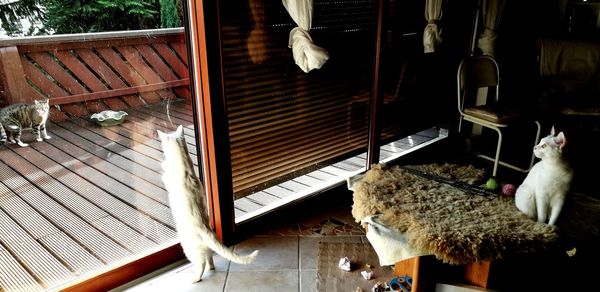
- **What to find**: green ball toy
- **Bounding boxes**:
[485,177,499,190]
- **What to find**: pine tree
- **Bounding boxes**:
[0,0,46,36]
[43,0,160,34]
[159,0,180,28]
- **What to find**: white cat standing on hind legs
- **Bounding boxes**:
[515,127,573,225]
[157,125,258,282]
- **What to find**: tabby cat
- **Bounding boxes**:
[515,127,573,225]
[0,98,51,147]
[157,125,258,282]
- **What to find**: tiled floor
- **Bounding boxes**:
[113,197,368,292]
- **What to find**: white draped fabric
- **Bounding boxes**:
[424,0,443,53]
[282,0,329,73]
[477,0,505,56]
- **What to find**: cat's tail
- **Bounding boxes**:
[199,226,259,264]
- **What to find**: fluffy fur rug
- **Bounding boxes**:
[351,163,558,265]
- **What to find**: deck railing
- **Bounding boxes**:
[0,28,190,121]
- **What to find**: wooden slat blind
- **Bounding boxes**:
[221,0,378,198]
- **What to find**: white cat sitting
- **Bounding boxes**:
[158,125,258,282]
[515,127,573,225]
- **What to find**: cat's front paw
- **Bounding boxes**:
[36,137,43,142]
[17,142,29,147]
[43,135,51,140]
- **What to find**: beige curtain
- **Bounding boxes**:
[282,0,329,73]
[424,0,443,53]
[477,0,505,56]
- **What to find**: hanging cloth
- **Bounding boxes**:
[424,0,443,53]
[477,0,505,56]
[282,0,329,73]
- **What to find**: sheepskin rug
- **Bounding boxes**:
[351,163,558,265]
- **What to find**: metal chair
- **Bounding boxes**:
[457,55,541,176]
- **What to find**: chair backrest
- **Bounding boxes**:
[456,56,500,114]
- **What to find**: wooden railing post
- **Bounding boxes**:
[0,46,36,105]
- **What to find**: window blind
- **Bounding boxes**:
[221,0,378,198]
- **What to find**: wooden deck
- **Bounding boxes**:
[0,102,192,291]
[0,100,446,291]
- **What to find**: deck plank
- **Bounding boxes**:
[57,120,165,173]
[245,191,280,205]
[292,175,324,187]
[0,149,107,223]
[137,104,194,124]
[279,181,308,193]
[0,208,75,288]
[0,246,44,292]
[320,165,351,177]
[0,156,133,263]
[47,123,168,202]
[51,122,165,188]
[0,190,59,239]
[262,185,296,198]
[305,170,338,181]
[25,136,176,231]
[333,161,361,172]
[126,108,197,147]
[115,109,197,154]
[233,198,263,213]
[0,190,105,276]
[91,216,159,253]
[38,232,104,276]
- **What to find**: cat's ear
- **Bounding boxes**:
[555,132,567,150]
[175,125,184,137]
[157,129,167,141]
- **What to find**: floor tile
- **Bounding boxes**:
[299,236,362,270]
[121,262,227,292]
[229,236,298,271]
[224,270,298,292]
[300,270,317,292]
[116,254,230,292]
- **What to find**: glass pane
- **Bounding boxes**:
[220,0,377,221]
[377,0,458,164]
[0,4,192,290]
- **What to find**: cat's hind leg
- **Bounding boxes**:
[515,185,536,219]
[12,129,28,147]
[206,252,215,271]
[192,261,206,283]
[4,125,18,144]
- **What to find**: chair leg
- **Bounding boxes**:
[476,126,503,177]
[477,122,542,175]
[491,127,503,177]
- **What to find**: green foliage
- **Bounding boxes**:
[159,0,180,28]
[42,0,160,34]
[0,0,47,36]
[1,0,184,35]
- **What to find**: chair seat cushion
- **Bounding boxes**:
[464,105,521,124]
